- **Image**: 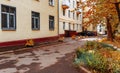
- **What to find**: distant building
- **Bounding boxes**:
[117,24,120,33]
[86,24,94,31]
[97,23,106,35]
[0,0,58,47]
[59,0,82,37]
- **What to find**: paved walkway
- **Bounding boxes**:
[0,37,99,73]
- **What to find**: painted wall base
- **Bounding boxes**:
[0,36,59,47]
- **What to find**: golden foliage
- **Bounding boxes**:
[80,0,119,27]
[58,37,65,42]
[71,35,76,40]
[25,39,34,47]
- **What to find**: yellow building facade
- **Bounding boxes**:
[0,0,58,47]
[59,0,82,37]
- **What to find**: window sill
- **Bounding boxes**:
[32,28,40,30]
[2,28,16,31]
[49,29,54,31]
[49,5,55,7]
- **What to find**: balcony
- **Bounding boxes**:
[62,0,70,10]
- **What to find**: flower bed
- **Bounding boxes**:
[74,41,120,73]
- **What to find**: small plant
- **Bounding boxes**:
[58,37,64,42]
[25,39,34,47]
[76,36,81,41]
[71,35,76,40]
[85,41,101,50]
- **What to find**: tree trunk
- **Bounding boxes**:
[115,3,120,21]
[106,17,113,41]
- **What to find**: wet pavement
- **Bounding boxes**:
[0,37,99,73]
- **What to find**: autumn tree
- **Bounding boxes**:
[79,0,120,41]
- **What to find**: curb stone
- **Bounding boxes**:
[79,66,91,73]
[0,50,14,55]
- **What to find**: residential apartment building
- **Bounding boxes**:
[59,0,82,37]
[97,23,106,35]
[0,0,58,47]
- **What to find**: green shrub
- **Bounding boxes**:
[74,41,120,73]
[86,53,109,73]
[85,41,115,50]
[75,48,86,58]
[85,41,101,50]
[74,48,109,73]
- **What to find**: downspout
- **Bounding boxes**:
[57,0,60,37]
[81,9,84,32]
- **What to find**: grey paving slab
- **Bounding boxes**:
[0,37,98,73]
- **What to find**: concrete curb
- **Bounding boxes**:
[79,66,91,73]
[0,50,14,55]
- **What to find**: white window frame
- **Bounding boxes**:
[73,12,75,19]
[32,17,39,29]
[73,24,75,30]
[63,22,65,30]
[69,23,71,30]
[68,10,70,18]
[32,12,40,30]
[1,5,16,30]
[49,15,54,30]
[73,1,75,8]
[77,24,78,30]
[49,0,55,6]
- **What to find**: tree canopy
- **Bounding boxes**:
[80,0,119,27]
[79,0,120,41]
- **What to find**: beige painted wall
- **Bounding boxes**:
[87,24,94,31]
[59,0,82,34]
[0,0,58,42]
